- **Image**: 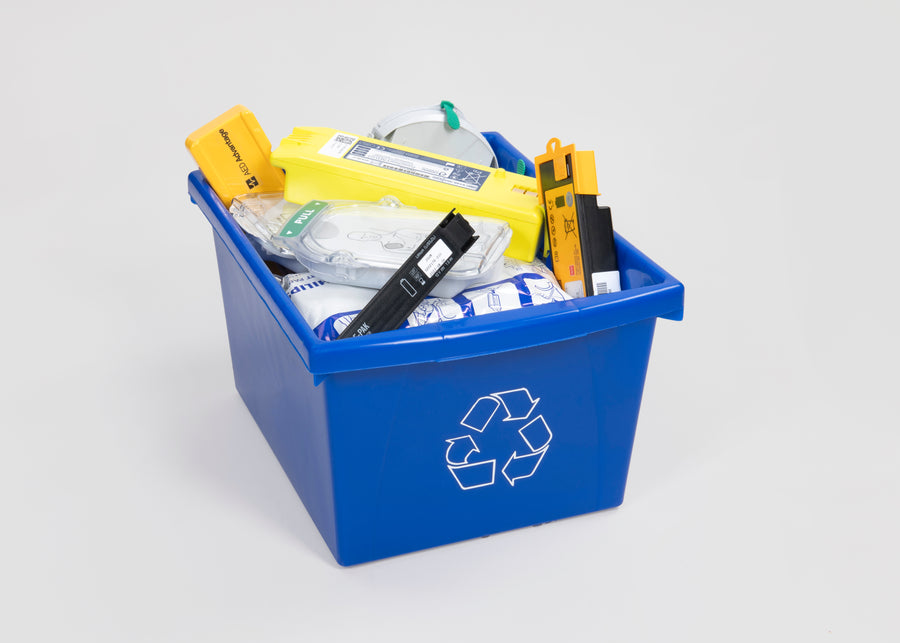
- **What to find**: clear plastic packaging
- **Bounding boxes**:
[276,197,512,298]
[229,192,306,272]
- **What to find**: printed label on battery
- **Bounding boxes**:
[318,132,360,158]
[417,239,453,278]
[277,200,329,238]
[344,141,490,191]
[591,270,621,295]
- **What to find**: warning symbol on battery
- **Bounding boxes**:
[445,388,552,490]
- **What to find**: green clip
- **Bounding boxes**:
[440,100,460,130]
[516,158,526,175]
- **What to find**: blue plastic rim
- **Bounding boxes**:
[188,131,684,565]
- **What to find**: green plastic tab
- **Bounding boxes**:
[440,100,460,130]
[516,159,526,175]
[278,200,329,238]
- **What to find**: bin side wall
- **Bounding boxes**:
[323,318,658,565]
[213,234,338,556]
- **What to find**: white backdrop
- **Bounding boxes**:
[2,1,898,640]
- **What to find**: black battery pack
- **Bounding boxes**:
[573,196,619,296]
[338,209,478,339]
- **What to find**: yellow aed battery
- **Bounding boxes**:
[185,105,285,207]
[270,127,543,262]
[535,138,620,298]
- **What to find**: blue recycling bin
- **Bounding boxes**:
[188,132,684,565]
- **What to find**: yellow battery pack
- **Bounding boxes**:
[185,105,284,207]
[535,138,620,298]
[270,127,543,262]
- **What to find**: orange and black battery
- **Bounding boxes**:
[535,138,620,298]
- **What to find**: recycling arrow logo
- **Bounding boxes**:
[445,388,553,490]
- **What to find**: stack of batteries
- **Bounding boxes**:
[186,102,620,340]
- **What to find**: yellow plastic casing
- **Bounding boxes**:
[185,105,284,207]
[534,138,600,296]
[534,138,598,195]
[270,127,543,262]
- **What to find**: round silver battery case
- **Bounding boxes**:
[370,101,498,168]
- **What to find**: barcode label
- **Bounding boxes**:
[418,239,453,278]
[344,140,490,191]
[318,132,360,158]
[591,270,621,296]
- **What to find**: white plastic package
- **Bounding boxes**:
[282,257,571,341]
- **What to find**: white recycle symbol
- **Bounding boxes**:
[445,387,553,490]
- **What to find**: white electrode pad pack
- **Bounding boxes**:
[283,257,571,341]
[276,196,512,298]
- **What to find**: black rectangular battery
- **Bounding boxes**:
[573,196,619,296]
[338,209,478,339]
